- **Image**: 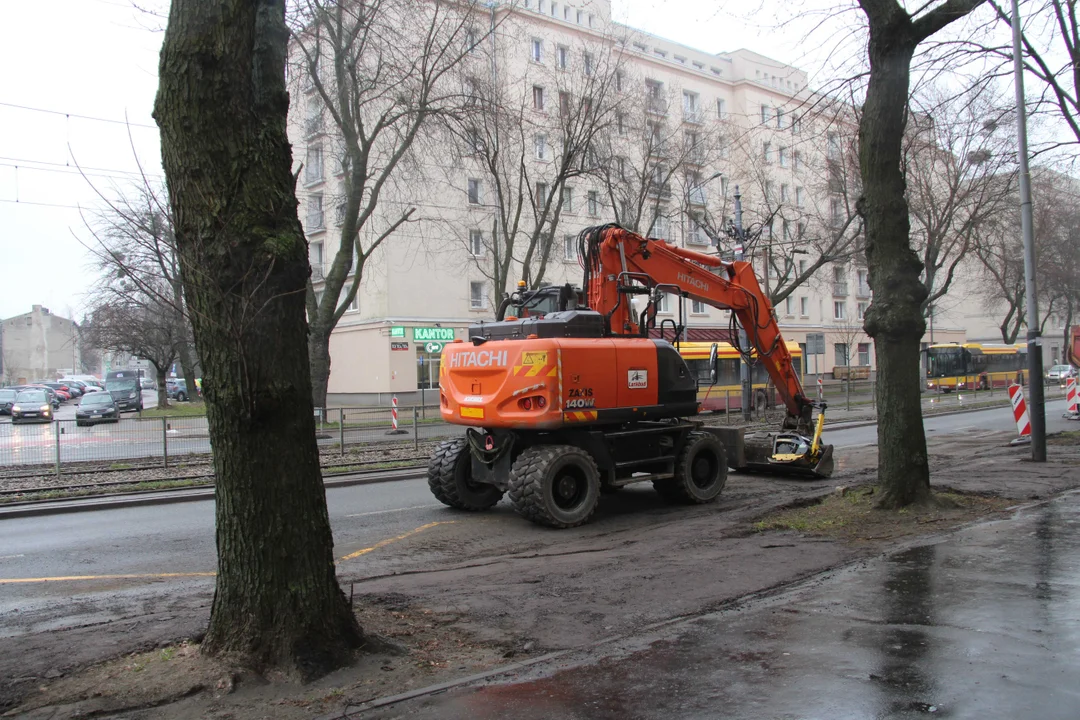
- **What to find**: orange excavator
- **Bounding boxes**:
[429,224,834,528]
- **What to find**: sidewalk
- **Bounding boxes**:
[358,491,1080,719]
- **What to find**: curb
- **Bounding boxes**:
[0,467,427,520]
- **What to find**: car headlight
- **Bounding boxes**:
[41,405,50,412]
[11,405,20,412]
[128,392,136,399]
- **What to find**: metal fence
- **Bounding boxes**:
[2,384,1070,475]
[0,405,460,475]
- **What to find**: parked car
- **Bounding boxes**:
[0,388,17,415]
[167,379,193,402]
[57,383,81,398]
[75,392,121,426]
[1046,365,1078,384]
[140,378,156,391]
[15,385,61,408]
[105,371,144,413]
[11,390,54,424]
[34,382,71,401]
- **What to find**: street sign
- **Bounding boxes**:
[806,333,826,356]
[390,341,409,351]
[390,326,406,338]
[424,342,444,354]
[413,327,455,342]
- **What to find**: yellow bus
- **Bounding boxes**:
[925,342,1028,391]
[678,341,803,412]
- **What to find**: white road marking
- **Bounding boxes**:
[0,555,26,560]
[345,504,440,518]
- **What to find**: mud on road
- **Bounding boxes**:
[3,428,1079,719]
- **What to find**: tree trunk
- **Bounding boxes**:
[858,26,932,508]
[309,326,332,410]
[155,363,169,409]
[177,337,199,403]
[155,0,362,678]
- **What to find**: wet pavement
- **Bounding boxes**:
[363,491,1080,720]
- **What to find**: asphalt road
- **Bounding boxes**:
[0,399,1070,639]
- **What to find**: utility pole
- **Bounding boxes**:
[1012,0,1045,461]
[734,187,752,422]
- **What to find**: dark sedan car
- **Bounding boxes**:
[12,385,60,408]
[76,392,121,426]
[0,388,17,415]
[11,390,54,424]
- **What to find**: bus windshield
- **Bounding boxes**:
[927,347,964,377]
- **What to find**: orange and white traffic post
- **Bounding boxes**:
[387,395,408,435]
[1064,377,1079,420]
[1009,383,1032,444]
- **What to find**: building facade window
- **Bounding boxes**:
[779,146,788,167]
[306,194,324,228]
[310,241,323,272]
[761,105,771,124]
[857,301,868,320]
[535,181,549,206]
[562,186,573,212]
[534,133,548,160]
[563,234,577,261]
[800,296,809,316]
[691,300,706,314]
[531,38,543,63]
[834,300,846,320]
[532,85,545,110]
[588,190,599,216]
[763,142,773,163]
[470,281,486,309]
[557,45,569,69]
[559,91,571,116]
[834,342,849,366]
[858,342,871,366]
[682,90,699,120]
[716,98,726,118]
[785,297,794,316]
[304,145,324,184]
[795,186,805,207]
[584,52,594,76]
[469,229,484,256]
[467,178,482,204]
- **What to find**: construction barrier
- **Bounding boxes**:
[1008,384,1031,441]
[1065,378,1079,420]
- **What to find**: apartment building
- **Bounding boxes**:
[0,305,81,385]
[291,0,967,403]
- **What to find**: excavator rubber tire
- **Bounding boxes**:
[427,438,504,511]
[653,431,727,504]
[508,445,601,528]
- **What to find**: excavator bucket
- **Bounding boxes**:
[739,433,835,479]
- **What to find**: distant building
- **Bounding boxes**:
[0,305,81,384]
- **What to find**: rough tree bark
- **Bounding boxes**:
[856,0,985,508]
[155,0,362,677]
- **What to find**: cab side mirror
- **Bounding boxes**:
[709,343,719,385]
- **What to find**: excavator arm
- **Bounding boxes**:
[583,225,814,431]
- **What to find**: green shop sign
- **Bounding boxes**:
[413,327,456,342]
[389,326,406,338]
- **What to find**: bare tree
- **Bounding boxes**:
[445,25,624,299]
[81,293,186,407]
[79,182,199,401]
[905,84,1017,314]
[856,0,988,509]
[156,0,361,677]
[290,0,482,407]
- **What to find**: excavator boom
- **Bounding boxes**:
[583,225,814,431]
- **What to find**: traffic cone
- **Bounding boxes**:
[1008,384,1032,445]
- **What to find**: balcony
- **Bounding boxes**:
[647,182,672,199]
[687,186,707,207]
[646,98,667,115]
[856,283,872,298]
[310,265,324,281]
[683,109,703,125]
[833,282,848,296]
[305,210,325,231]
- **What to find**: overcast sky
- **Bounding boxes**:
[0,0,852,322]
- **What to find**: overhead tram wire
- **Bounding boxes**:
[0,102,158,130]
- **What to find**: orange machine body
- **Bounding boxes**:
[439,336,696,430]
